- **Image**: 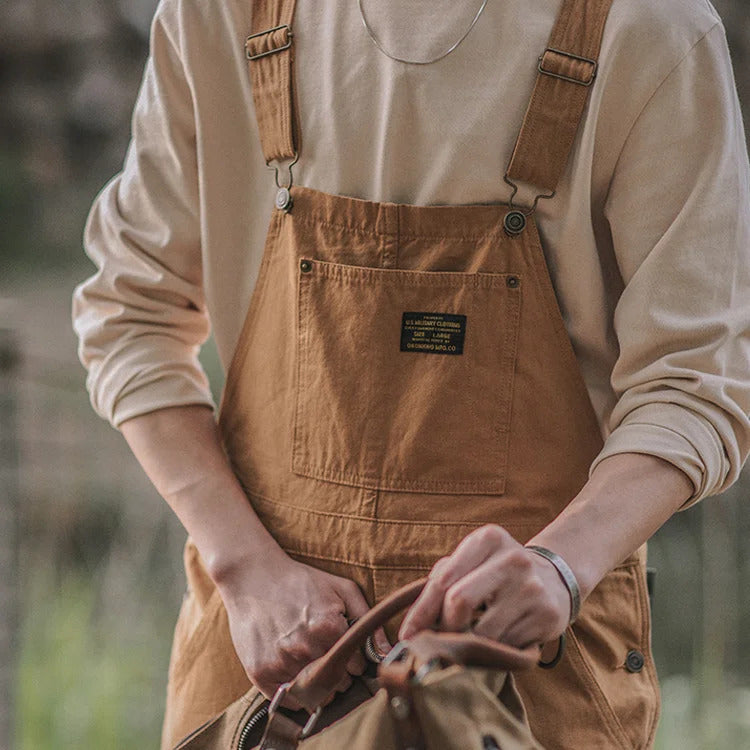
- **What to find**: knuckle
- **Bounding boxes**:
[251,661,281,687]
[431,565,455,591]
[310,611,345,640]
[338,577,360,596]
[521,574,545,599]
[278,636,312,664]
[432,556,451,573]
[444,585,470,615]
[507,548,532,571]
[481,524,508,543]
[538,599,559,623]
[344,583,363,602]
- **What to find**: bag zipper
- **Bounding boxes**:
[236,700,270,750]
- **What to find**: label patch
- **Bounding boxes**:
[400,312,466,355]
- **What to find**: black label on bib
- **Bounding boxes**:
[400,312,466,355]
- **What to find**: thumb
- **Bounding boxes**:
[372,626,392,656]
[332,577,370,676]
[332,577,370,621]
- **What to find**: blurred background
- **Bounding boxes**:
[1,1,749,748]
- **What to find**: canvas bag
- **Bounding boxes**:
[172,578,545,750]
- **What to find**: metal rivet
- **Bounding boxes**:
[625,649,645,673]
[390,695,410,720]
[503,210,526,235]
[275,186,292,211]
[300,259,313,273]
[506,275,520,289]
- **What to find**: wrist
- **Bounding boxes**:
[525,545,581,624]
[207,532,289,594]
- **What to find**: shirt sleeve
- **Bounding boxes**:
[589,20,750,506]
[72,0,214,428]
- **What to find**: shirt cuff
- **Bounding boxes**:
[84,336,216,428]
[589,402,730,508]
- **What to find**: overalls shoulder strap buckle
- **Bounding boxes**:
[246,24,294,61]
[245,0,301,170]
[504,0,614,200]
[537,47,598,87]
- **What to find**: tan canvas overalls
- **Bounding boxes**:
[161,0,660,748]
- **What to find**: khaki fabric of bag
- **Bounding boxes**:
[172,579,543,750]
[173,672,541,750]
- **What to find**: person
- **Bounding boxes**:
[72,0,750,747]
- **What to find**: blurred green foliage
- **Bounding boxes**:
[17,571,173,749]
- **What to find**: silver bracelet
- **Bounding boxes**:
[525,545,581,624]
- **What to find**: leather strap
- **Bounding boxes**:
[397,630,539,674]
[287,578,538,713]
[379,656,426,750]
[289,579,428,712]
[259,711,303,750]
[505,0,615,195]
[246,0,301,164]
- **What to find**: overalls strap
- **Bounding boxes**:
[245,0,613,194]
[245,0,300,165]
[505,0,615,195]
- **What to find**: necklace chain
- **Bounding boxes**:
[357,0,490,66]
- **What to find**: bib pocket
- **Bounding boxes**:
[291,258,522,495]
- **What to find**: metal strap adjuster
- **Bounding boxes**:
[537,47,597,86]
[245,23,293,61]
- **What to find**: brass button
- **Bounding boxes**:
[506,275,520,289]
[625,649,645,673]
[503,210,526,236]
[275,187,292,211]
[300,259,313,273]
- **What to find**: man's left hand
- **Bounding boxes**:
[398,524,571,647]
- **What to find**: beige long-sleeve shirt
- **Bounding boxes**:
[72,0,750,506]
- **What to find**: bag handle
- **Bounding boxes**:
[286,577,539,712]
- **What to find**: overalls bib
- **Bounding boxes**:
[161,1,660,748]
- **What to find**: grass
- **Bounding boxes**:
[16,566,176,749]
[15,567,750,749]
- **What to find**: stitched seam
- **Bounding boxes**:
[287,548,434,571]
[288,212,511,242]
[293,462,506,491]
[308,260,518,287]
[635,560,662,748]
[291,260,310,473]
[248,491,543,529]
[566,628,633,749]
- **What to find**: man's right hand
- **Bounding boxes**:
[218,552,379,708]
[118,406,390,708]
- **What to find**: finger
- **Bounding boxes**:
[439,548,529,631]
[346,649,366,676]
[334,673,353,694]
[281,693,303,711]
[334,578,370,676]
[493,610,546,649]
[333,577,370,622]
[373,626,392,655]
[473,602,534,645]
[255,677,303,712]
[400,526,513,639]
